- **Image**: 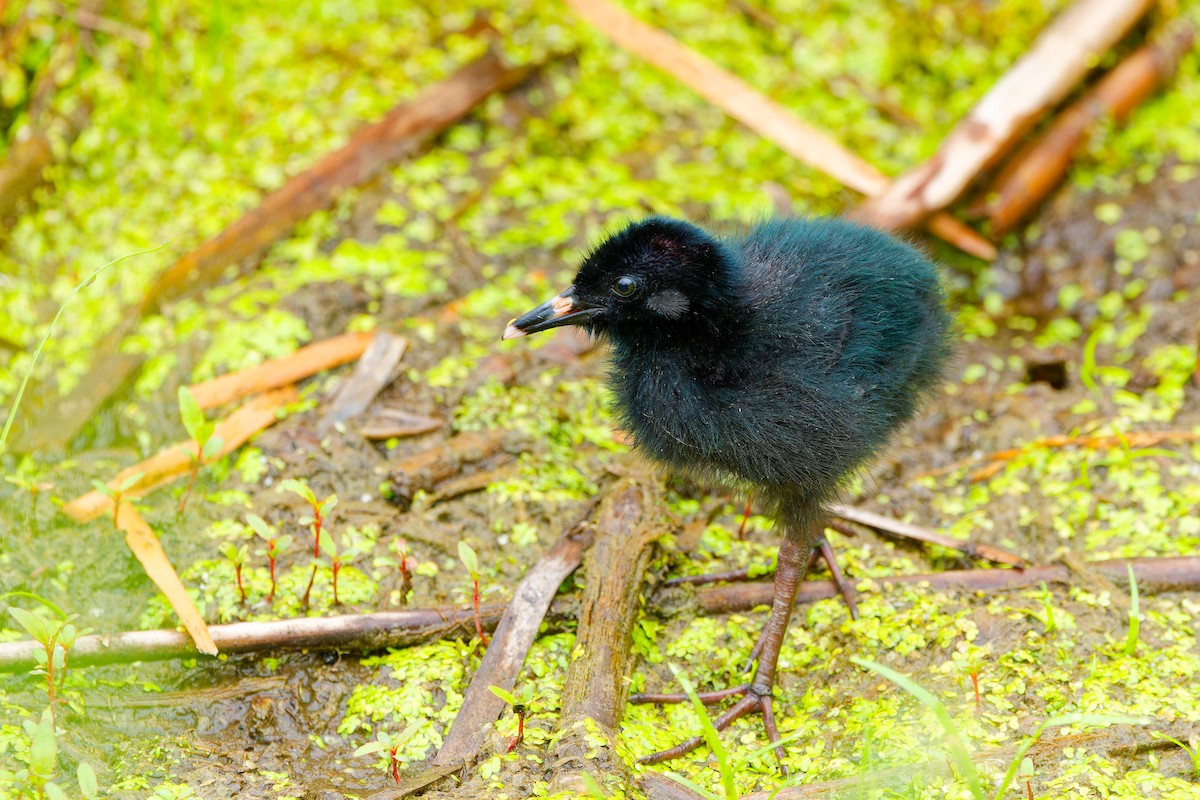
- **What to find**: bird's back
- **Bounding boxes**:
[616,217,950,509]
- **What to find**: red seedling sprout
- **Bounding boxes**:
[953,645,988,717]
[319,529,343,606]
[221,543,249,604]
[489,685,535,752]
[91,471,145,530]
[177,386,224,515]
[458,542,488,647]
[353,725,421,785]
[7,609,86,727]
[281,479,337,608]
[247,514,291,604]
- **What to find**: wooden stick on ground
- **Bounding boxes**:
[550,480,662,796]
[565,0,995,261]
[61,386,297,523]
[12,50,539,453]
[115,502,217,656]
[188,331,375,410]
[317,331,408,435]
[432,508,598,768]
[830,504,1027,567]
[974,22,1196,235]
[851,0,1154,233]
[3,556,1197,674]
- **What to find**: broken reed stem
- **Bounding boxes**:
[4,556,1196,674]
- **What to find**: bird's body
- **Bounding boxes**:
[504,215,951,767]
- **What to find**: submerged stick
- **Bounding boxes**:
[565,0,995,260]
[851,0,1153,232]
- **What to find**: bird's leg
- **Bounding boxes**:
[632,526,812,771]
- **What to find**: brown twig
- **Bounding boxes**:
[973,22,1196,235]
[830,504,1027,567]
[921,429,1200,483]
[564,0,995,260]
[61,386,297,523]
[359,409,444,441]
[188,331,375,410]
[316,331,408,435]
[115,502,217,656]
[851,0,1153,233]
[6,555,1194,675]
[386,430,520,510]
[551,480,662,795]
[432,505,599,768]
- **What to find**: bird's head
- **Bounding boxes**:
[502,217,739,344]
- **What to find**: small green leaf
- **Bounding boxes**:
[44,783,69,800]
[489,685,518,705]
[1124,562,1140,656]
[9,607,51,646]
[318,495,338,516]
[27,709,57,777]
[458,541,479,575]
[201,435,224,461]
[245,513,275,540]
[353,740,392,757]
[178,386,206,442]
[91,479,115,497]
[117,471,145,493]
[280,478,317,504]
[77,762,99,798]
[318,529,338,559]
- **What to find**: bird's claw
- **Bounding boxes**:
[631,685,789,774]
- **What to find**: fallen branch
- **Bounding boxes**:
[316,331,408,435]
[565,0,995,260]
[188,331,374,410]
[830,504,1027,567]
[18,49,538,452]
[974,21,1196,235]
[5,556,1196,674]
[695,555,1200,617]
[115,502,217,656]
[433,506,598,768]
[61,386,297,523]
[551,480,662,795]
[386,429,520,510]
[851,0,1153,233]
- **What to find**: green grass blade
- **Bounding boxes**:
[851,657,984,800]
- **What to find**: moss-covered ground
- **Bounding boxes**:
[2,1,1199,798]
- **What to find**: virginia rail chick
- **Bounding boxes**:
[503,215,951,767]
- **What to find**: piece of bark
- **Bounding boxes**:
[116,502,217,655]
[317,331,408,436]
[830,504,1027,568]
[551,481,661,795]
[20,50,538,452]
[3,555,1196,674]
[359,409,444,441]
[695,555,1200,617]
[432,509,598,768]
[61,386,297,523]
[975,22,1196,235]
[386,429,517,510]
[188,331,375,410]
[565,0,995,260]
[851,0,1153,233]
[640,772,712,800]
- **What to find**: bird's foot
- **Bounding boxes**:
[630,684,789,772]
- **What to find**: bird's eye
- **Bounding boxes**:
[612,276,638,297]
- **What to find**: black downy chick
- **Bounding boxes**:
[503,215,951,767]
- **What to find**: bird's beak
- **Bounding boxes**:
[502,286,598,339]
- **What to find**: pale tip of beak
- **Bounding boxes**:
[501,321,526,341]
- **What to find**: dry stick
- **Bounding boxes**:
[695,555,1200,617]
[829,504,1027,568]
[61,386,297,523]
[432,506,599,769]
[316,331,408,435]
[920,429,1200,482]
[358,409,443,441]
[3,555,1197,674]
[115,502,218,655]
[851,0,1154,233]
[386,429,518,509]
[551,481,661,795]
[640,772,711,800]
[974,22,1196,235]
[15,50,538,453]
[188,330,375,410]
[564,0,995,261]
